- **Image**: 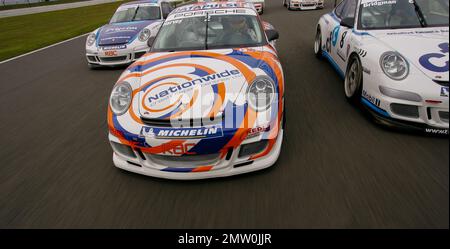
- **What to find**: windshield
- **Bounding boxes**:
[110,5,161,23]
[358,0,449,30]
[152,14,266,52]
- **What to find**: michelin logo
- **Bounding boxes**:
[140,126,223,139]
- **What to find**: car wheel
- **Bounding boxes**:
[283,0,287,7]
[288,1,292,10]
[344,55,363,103]
[314,27,322,58]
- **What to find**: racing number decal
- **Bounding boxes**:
[419,43,449,73]
[336,30,350,62]
[340,31,348,48]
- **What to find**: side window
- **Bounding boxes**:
[342,0,357,19]
[335,0,347,18]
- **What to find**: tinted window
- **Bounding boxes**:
[335,0,346,18]
[342,0,357,18]
[358,0,449,30]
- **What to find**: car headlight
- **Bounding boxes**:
[138,28,151,42]
[110,82,132,116]
[86,32,96,46]
[247,76,275,111]
[380,52,409,80]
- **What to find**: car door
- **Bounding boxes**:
[328,0,358,72]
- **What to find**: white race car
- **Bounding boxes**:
[283,0,324,10]
[107,1,284,180]
[314,0,449,135]
[85,0,175,68]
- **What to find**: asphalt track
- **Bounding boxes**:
[0,0,448,228]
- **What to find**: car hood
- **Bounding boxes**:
[97,20,157,46]
[368,28,449,81]
[132,48,272,121]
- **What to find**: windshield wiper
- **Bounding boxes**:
[204,13,209,50]
[131,6,140,22]
[412,0,428,27]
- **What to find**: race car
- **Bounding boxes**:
[107,1,284,180]
[85,0,175,68]
[283,0,324,10]
[314,0,449,135]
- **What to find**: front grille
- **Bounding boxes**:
[87,56,98,62]
[390,104,419,118]
[439,111,449,123]
[111,142,136,158]
[99,56,128,62]
[146,153,221,168]
[141,115,223,128]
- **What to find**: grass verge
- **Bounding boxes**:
[0,1,126,61]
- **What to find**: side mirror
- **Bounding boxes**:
[147,36,156,48]
[340,17,355,28]
[265,29,279,42]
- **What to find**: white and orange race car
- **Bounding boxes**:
[107,1,284,179]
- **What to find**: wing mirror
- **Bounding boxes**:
[266,29,279,42]
[340,17,355,28]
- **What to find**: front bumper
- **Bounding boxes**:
[86,45,148,66]
[289,1,324,10]
[361,71,449,136]
[109,129,284,180]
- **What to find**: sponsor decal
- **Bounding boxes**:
[163,143,197,155]
[104,50,118,56]
[140,126,224,139]
[101,45,127,50]
[425,128,449,135]
[104,26,139,34]
[147,69,242,104]
[246,125,270,139]
[362,0,397,8]
[362,90,381,107]
[419,43,449,73]
[172,8,248,19]
[441,86,449,97]
[331,26,340,47]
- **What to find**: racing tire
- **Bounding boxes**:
[287,1,292,10]
[283,0,287,7]
[344,55,363,104]
[314,27,322,59]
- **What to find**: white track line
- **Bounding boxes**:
[0,33,88,65]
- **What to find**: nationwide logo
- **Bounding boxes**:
[140,126,224,139]
[147,69,242,103]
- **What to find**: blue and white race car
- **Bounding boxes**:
[85,0,175,68]
[315,0,449,135]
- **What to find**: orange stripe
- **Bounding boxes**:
[192,166,213,172]
[169,88,199,119]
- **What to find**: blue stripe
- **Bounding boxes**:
[322,51,345,79]
[352,29,371,36]
[162,167,194,173]
[361,97,390,117]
